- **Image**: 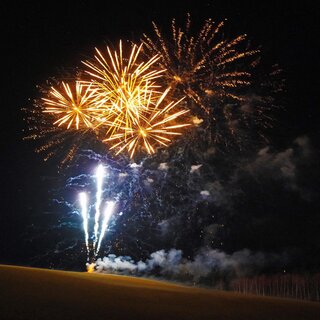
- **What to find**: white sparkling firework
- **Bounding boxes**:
[79,192,89,255]
[95,201,115,256]
[78,165,116,261]
[93,164,105,249]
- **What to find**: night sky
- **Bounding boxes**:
[1,1,319,276]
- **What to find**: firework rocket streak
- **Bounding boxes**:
[96,201,116,256]
[93,164,105,250]
[79,192,89,255]
[78,165,116,259]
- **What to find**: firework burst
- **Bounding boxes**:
[42,81,99,130]
[23,97,102,167]
[82,41,166,134]
[142,14,258,111]
[24,16,281,164]
[105,88,190,158]
[24,41,190,163]
[140,14,280,146]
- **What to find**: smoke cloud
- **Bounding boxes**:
[95,248,287,285]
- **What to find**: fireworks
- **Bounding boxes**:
[42,81,98,130]
[141,14,278,145]
[96,201,116,255]
[79,165,116,260]
[142,14,258,111]
[23,97,100,167]
[25,41,189,163]
[79,192,89,254]
[106,88,189,158]
[22,15,281,266]
[93,164,105,249]
[23,11,281,161]
[82,41,165,133]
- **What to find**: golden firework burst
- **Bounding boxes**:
[42,81,98,130]
[142,14,259,114]
[26,40,190,163]
[82,41,166,134]
[104,88,190,158]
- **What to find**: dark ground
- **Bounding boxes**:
[1,264,320,320]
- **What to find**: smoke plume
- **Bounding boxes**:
[95,248,287,285]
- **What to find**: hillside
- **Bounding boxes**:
[1,264,319,319]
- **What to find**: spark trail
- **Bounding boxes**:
[95,201,115,256]
[79,192,89,257]
[93,164,105,250]
[78,164,116,261]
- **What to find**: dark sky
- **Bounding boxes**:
[0,1,319,268]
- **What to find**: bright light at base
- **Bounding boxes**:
[86,263,95,273]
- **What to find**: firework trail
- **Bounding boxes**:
[79,192,89,257]
[77,165,116,259]
[93,164,105,250]
[96,201,115,256]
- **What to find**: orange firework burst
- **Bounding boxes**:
[23,98,101,167]
[141,14,259,113]
[24,16,281,166]
[42,81,99,130]
[25,41,190,163]
[82,41,166,134]
[141,15,281,147]
[105,88,190,158]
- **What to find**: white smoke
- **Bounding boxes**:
[95,254,138,272]
[129,163,142,169]
[158,162,169,171]
[95,248,285,283]
[243,135,316,200]
[143,177,154,187]
[118,172,128,178]
[200,190,210,197]
[190,164,202,173]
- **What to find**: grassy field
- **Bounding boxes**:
[1,264,319,320]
